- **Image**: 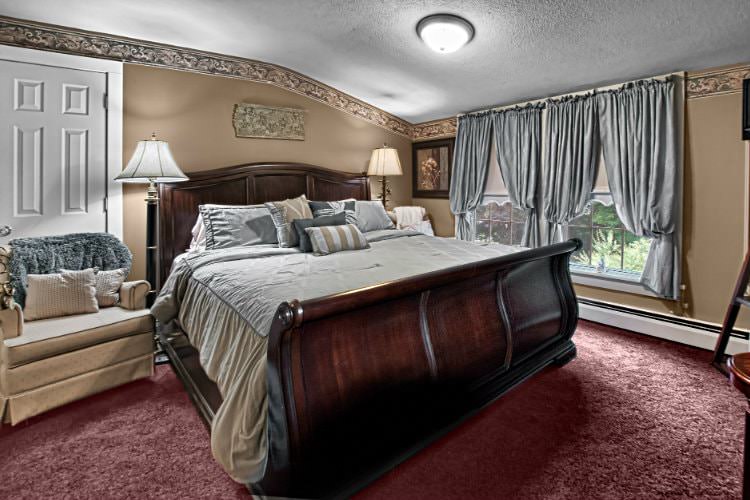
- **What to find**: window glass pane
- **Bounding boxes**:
[511,206,527,223]
[476,204,489,221]
[492,221,512,245]
[511,221,525,245]
[476,218,490,242]
[486,202,498,220]
[490,202,510,221]
[592,228,623,271]
[568,204,592,227]
[592,203,623,229]
[567,226,592,266]
[623,232,651,274]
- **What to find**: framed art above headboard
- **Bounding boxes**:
[157,162,370,286]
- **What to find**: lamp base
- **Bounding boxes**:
[145,180,159,307]
[379,176,393,210]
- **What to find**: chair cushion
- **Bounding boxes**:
[3,307,153,367]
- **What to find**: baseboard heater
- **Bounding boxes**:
[577,298,750,354]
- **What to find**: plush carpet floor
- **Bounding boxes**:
[0,321,745,499]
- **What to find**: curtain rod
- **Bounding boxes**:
[457,72,684,118]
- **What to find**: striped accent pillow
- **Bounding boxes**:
[309,200,358,225]
[265,195,314,247]
[305,224,370,255]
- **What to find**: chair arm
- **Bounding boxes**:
[0,303,23,341]
[119,280,151,310]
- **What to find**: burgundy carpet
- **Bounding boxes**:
[0,321,745,499]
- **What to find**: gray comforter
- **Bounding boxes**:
[152,230,522,483]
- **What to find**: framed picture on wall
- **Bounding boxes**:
[412,138,454,198]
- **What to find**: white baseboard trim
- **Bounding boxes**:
[578,302,749,355]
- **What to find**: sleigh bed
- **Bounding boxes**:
[154,162,580,498]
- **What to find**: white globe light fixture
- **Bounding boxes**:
[417,14,474,54]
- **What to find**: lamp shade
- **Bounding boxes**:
[367,145,403,177]
[115,134,188,183]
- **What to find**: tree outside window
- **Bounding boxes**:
[564,198,650,277]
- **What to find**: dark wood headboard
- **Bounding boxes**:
[158,162,370,285]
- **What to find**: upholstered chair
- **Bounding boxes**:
[0,237,154,425]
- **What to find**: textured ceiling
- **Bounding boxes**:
[1,0,749,123]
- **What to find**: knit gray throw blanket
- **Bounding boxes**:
[9,232,132,308]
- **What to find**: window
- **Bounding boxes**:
[475,197,528,245]
[473,138,529,246]
[564,193,651,280]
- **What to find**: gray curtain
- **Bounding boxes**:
[449,112,493,240]
[491,105,543,247]
[597,79,679,299]
[543,95,600,244]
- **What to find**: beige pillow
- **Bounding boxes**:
[24,269,99,321]
[265,195,314,247]
[94,268,128,307]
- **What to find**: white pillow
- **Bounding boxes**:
[189,214,207,251]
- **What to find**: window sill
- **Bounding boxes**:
[570,268,659,298]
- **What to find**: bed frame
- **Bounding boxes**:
[157,162,580,498]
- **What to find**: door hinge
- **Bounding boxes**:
[103,93,108,110]
[103,197,108,213]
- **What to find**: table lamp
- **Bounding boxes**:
[368,144,402,210]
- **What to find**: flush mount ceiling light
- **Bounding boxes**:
[417,14,474,54]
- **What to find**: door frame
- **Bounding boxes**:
[0,44,123,239]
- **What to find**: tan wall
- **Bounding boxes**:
[423,76,750,328]
[416,198,454,236]
[122,64,412,281]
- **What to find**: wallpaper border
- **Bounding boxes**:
[0,16,412,138]
[686,65,750,99]
[0,16,746,142]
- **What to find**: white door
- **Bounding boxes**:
[0,59,107,245]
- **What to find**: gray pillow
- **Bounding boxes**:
[308,200,357,225]
[355,200,395,232]
[199,204,278,249]
[292,212,347,252]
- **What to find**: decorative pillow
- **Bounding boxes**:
[355,200,395,232]
[199,204,277,249]
[305,224,370,256]
[308,199,357,225]
[265,195,313,247]
[292,213,347,253]
[94,268,128,307]
[24,268,99,321]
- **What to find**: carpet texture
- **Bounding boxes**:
[0,321,745,499]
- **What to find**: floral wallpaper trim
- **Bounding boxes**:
[0,16,412,138]
[686,64,750,99]
[412,118,458,141]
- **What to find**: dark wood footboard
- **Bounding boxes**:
[256,239,581,498]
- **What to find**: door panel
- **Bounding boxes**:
[0,60,107,244]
